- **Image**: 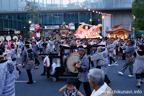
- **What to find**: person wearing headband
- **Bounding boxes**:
[75,45,91,96]
[21,41,38,84]
[118,40,135,78]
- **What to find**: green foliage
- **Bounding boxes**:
[21,0,41,23]
[132,0,144,31]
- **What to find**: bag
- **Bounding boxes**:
[43,56,50,67]
[50,63,61,75]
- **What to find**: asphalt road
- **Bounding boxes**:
[15,58,144,96]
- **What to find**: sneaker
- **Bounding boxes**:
[118,71,124,75]
[136,85,141,88]
[18,71,21,75]
[108,64,112,66]
[112,62,119,66]
[128,75,134,78]
[41,73,46,76]
[27,81,33,84]
[114,62,118,64]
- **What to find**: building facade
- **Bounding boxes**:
[0,0,134,37]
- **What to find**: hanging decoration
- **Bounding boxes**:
[69,0,71,4]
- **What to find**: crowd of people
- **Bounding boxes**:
[0,34,144,96]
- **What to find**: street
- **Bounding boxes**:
[15,58,144,96]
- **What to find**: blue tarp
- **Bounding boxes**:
[127,31,144,35]
[127,32,133,35]
[135,31,144,34]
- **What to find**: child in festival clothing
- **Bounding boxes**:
[17,45,21,58]
[59,78,84,96]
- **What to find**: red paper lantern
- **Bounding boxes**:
[34,23,40,32]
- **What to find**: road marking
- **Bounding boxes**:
[15,81,36,83]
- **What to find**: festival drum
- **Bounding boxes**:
[6,36,11,41]
[13,36,18,40]
[66,53,80,73]
[0,36,5,41]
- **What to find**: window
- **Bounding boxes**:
[10,0,18,11]
[0,0,2,11]
[44,0,47,7]
[2,0,9,11]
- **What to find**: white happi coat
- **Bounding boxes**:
[91,49,109,74]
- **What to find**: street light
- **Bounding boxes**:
[89,19,92,22]
[69,0,71,4]
[29,20,32,24]
[102,16,105,19]
[102,15,105,37]
[133,15,136,20]
[132,15,136,38]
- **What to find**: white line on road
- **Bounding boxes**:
[15,81,36,83]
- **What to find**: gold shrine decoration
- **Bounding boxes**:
[61,29,68,37]
[106,24,131,40]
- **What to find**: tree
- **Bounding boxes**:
[22,0,41,23]
[132,0,144,32]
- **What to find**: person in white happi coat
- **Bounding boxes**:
[0,50,19,96]
[113,39,118,58]
[121,41,126,60]
[75,46,91,96]
[89,47,111,84]
[107,40,118,66]
[133,45,144,88]
[10,43,21,74]
[118,40,135,78]
[99,38,106,46]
